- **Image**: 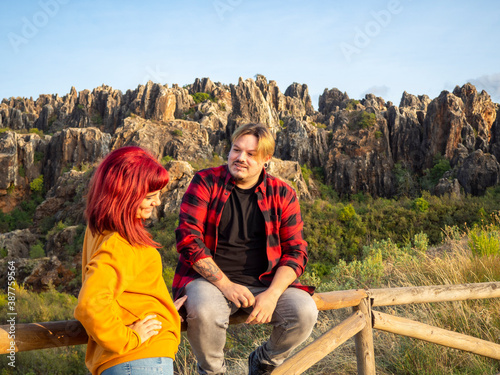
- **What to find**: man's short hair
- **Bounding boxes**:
[231,123,275,159]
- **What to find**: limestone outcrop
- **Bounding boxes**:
[0,79,498,209]
[1,78,500,291]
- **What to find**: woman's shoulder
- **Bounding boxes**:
[86,229,137,256]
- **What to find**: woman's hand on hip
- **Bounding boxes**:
[127,314,162,344]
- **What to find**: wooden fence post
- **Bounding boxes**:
[353,297,376,375]
[272,310,366,375]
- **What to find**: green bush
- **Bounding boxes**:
[172,129,183,137]
[30,175,44,193]
[162,266,176,293]
[329,249,384,290]
[91,113,103,125]
[393,162,419,197]
[64,224,86,257]
[413,232,429,253]
[29,128,44,136]
[357,112,376,128]
[34,151,44,163]
[469,225,500,256]
[29,242,45,258]
[150,213,181,267]
[188,155,225,172]
[191,92,217,104]
[421,154,451,191]
[348,111,376,130]
[161,155,174,164]
[344,99,360,111]
[300,164,312,185]
[48,114,58,127]
[338,204,356,222]
[412,197,429,213]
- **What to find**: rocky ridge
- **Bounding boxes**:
[0,77,499,293]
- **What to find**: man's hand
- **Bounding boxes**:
[127,314,162,344]
[245,266,297,324]
[245,289,280,324]
[174,295,188,322]
[218,280,255,308]
[193,257,255,308]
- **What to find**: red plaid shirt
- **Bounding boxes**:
[173,165,314,299]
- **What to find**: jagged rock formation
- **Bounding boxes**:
[112,117,214,162]
[33,169,90,229]
[1,78,499,203]
[325,112,394,197]
[0,229,38,258]
[268,158,313,201]
[162,160,195,214]
[275,118,328,167]
[456,150,500,195]
[1,77,500,291]
[23,256,76,292]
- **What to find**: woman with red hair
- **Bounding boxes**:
[74,146,184,375]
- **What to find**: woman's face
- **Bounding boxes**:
[136,190,161,220]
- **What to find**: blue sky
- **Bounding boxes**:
[2,0,500,108]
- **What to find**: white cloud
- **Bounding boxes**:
[361,85,390,100]
[468,73,500,103]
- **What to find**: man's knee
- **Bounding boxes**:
[276,288,318,329]
[185,279,230,326]
[294,294,318,329]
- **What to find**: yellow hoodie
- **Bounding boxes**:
[74,228,181,375]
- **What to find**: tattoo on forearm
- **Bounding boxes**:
[194,259,223,282]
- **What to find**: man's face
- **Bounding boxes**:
[228,134,270,189]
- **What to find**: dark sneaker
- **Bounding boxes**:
[248,350,276,375]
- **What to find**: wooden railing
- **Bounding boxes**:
[2,282,500,374]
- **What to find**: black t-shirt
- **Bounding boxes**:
[215,184,268,287]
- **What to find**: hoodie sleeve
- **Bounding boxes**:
[74,235,142,354]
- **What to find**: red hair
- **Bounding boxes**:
[85,146,169,248]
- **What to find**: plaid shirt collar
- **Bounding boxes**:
[222,164,268,196]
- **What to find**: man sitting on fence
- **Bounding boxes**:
[173,123,318,375]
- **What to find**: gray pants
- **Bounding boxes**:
[184,277,318,375]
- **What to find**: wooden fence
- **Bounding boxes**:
[1,281,500,374]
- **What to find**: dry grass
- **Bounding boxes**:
[173,226,500,374]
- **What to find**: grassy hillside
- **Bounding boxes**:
[1,208,499,374]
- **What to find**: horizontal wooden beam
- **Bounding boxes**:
[0,311,253,354]
[373,310,500,360]
[4,282,500,355]
[0,320,87,354]
[312,289,367,311]
[0,291,365,354]
[370,282,500,307]
[272,310,366,375]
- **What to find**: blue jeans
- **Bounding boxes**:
[101,357,173,375]
[184,278,318,375]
